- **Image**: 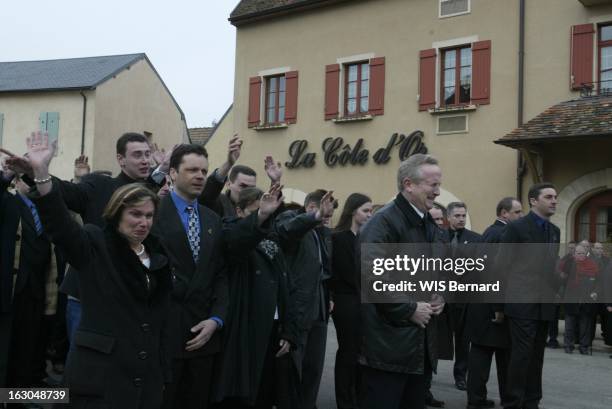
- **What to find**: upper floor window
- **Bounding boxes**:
[266,75,286,124]
[248,71,298,128]
[599,25,612,91]
[439,0,470,18]
[441,46,472,106]
[419,40,490,111]
[345,62,369,116]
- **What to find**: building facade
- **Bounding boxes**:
[204,0,612,243]
[0,54,188,179]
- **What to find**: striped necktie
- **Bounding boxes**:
[30,204,43,235]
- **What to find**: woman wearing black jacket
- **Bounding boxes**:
[25,131,172,409]
[215,186,300,409]
[330,193,372,409]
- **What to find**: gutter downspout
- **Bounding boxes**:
[80,91,87,155]
[517,0,526,200]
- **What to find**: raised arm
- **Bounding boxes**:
[23,132,95,271]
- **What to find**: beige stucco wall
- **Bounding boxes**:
[209,0,528,233]
[0,91,96,180]
[206,106,235,170]
[93,58,187,174]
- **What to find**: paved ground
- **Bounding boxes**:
[34,320,612,408]
[317,321,612,409]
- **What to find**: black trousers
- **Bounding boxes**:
[163,355,215,409]
[450,306,469,382]
[331,294,361,409]
[505,318,548,409]
[564,311,594,350]
[359,364,428,409]
[298,320,328,409]
[7,289,48,388]
[467,344,509,405]
[547,305,560,342]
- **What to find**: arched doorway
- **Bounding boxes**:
[574,190,612,243]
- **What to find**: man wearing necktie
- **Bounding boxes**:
[446,202,482,392]
[1,175,64,390]
[498,184,560,409]
[153,144,228,409]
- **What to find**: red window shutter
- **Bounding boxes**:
[419,49,436,111]
[325,64,340,120]
[369,57,386,116]
[285,71,299,124]
[570,24,595,90]
[472,40,491,105]
[248,76,262,128]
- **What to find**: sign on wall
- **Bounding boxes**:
[285,130,428,169]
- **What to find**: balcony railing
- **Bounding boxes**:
[579,81,612,97]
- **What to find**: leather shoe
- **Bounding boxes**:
[426,394,445,407]
[455,379,467,391]
[466,399,495,408]
[564,346,573,354]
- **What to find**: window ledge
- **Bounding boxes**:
[428,104,477,115]
[253,123,289,131]
[332,114,373,123]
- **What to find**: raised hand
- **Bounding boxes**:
[27,131,56,178]
[74,155,90,179]
[315,190,335,221]
[227,135,242,166]
[264,155,282,184]
[150,143,166,167]
[0,147,34,178]
[159,144,178,174]
[258,184,284,223]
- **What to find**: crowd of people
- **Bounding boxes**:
[0,131,611,409]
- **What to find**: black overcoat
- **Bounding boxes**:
[33,183,172,409]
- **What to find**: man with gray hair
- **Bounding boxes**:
[359,154,446,409]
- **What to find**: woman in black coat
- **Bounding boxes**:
[24,132,172,409]
[215,186,300,409]
[330,193,372,409]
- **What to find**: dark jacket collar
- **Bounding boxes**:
[394,193,429,227]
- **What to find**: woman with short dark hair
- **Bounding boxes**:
[25,131,172,409]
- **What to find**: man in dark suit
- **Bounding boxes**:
[2,175,64,390]
[465,197,522,409]
[499,183,560,409]
[275,189,336,409]
[446,201,482,391]
[154,144,228,409]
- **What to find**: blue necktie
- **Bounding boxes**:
[186,206,200,262]
[30,204,43,235]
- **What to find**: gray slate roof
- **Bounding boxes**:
[0,53,145,92]
[230,0,350,25]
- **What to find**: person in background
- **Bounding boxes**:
[215,186,300,408]
[275,189,336,409]
[330,193,372,409]
[548,242,576,349]
[446,202,482,392]
[560,244,600,355]
[465,197,522,409]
